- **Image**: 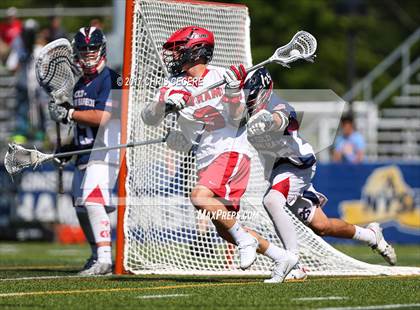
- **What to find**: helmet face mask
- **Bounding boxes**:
[162,43,190,75]
[77,45,103,70]
[244,67,273,117]
[72,27,106,75]
[163,26,214,75]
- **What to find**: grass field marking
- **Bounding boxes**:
[0,244,20,254]
[293,296,347,301]
[0,275,116,282]
[308,274,420,282]
[0,265,74,271]
[137,294,190,299]
[318,303,420,310]
[47,249,86,256]
[0,281,259,298]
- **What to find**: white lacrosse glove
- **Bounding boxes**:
[166,130,192,153]
[247,110,274,137]
[223,64,247,98]
[48,101,75,124]
[161,87,192,113]
[51,89,72,105]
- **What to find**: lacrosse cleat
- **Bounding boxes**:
[367,222,397,265]
[78,256,97,275]
[285,263,308,281]
[264,251,298,283]
[238,237,259,270]
[78,261,112,276]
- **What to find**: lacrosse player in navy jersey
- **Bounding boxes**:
[49,27,121,275]
[242,67,396,280]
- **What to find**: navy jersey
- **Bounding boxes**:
[248,97,316,178]
[72,66,121,166]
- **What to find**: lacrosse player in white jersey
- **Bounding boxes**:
[49,27,121,275]
[243,67,397,280]
[142,26,298,282]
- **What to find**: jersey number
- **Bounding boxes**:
[76,126,94,146]
[193,106,225,131]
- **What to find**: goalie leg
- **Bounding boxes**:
[73,163,116,275]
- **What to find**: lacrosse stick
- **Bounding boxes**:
[4,136,167,176]
[193,30,317,97]
[35,38,81,193]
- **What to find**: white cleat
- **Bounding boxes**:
[264,251,299,283]
[285,263,308,281]
[367,222,397,265]
[78,256,97,274]
[78,261,112,276]
[238,237,259,270]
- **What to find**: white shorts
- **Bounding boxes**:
[72,162,119,207]
[266,163,327,225]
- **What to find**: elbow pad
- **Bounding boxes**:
[273,111,289,131]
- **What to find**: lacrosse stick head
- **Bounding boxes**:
[270,31,317,67]
[35,38,81,104]
[4,144,52,176]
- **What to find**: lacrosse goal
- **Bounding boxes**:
[115,0,420,276]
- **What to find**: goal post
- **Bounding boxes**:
[116,0,420,276]
[115,0,135,275]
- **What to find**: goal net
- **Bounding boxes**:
[117,0,420,276]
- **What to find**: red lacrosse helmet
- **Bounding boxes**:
[162,26,214,75]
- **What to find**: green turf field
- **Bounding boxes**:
[0,242,419,309]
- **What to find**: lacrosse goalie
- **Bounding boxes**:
[48,27,121,275]
[142,26,298,282]
[243,67,397,280]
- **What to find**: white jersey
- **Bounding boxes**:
[248,98,316,179]
[142,65,252,170]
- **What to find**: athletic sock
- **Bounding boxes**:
[97,246,112,264]
[85,203,112,264]
[227,222,254,245]
[76,207,97,260]
[263,243,287,262]
[263,190,299,255]
[353,225,376,246]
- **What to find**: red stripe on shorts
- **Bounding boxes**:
[272,177,290,199]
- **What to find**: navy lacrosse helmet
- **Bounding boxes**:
[72,26,106,74]
[244,67,273,117]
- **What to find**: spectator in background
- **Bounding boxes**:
[0,7,22,46]
[6,19,39,144]
[333,115,365,163]
[0,7,22,63]
[47,16,67,42]
[90,18,104,30]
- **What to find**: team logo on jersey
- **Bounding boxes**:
[340,166,420,231]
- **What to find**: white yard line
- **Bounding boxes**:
[294,296,347,301]
[0,244,20,254]
[318,304,420,310]
[0,275,112,282]
[137,294,190,299]
[47,249,85,256]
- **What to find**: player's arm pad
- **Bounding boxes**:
[166,130,192,153]
[272,110,289,132]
